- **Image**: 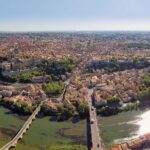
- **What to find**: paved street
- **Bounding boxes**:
[87,89,103,150]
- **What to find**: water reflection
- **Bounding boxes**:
[99,109,150,147]
[137,109,150,135]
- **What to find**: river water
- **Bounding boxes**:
[99,109,150,147]
[1,106,150,149]
[0,106,86,150]
[0,106,26,148]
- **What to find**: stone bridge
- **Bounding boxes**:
[87,89,104,150]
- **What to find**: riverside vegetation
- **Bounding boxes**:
[96,72,150,117]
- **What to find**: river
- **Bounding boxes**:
[0,106,87,150]
[0,106,27,148]
[99,108,150,147]
[1,106,150,149]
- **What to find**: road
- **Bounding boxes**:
[87,89,104,150]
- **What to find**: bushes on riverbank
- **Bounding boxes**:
[107,97,120,106]
[97,106,120,116]
[120,102,140,111]
[0,98,34,115]
[0,96,88,119]
[41,102,89,120]
[97,101,140,116]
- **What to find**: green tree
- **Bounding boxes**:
[139,87,150,102]
[42,81,65,96]
[77,103,88,118]
[19,73,33,83]
[107,97,120,105]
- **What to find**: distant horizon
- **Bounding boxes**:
[0,0,150,32]
[1,21,150,32]
[1,30,150,33]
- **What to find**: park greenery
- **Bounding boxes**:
[107,97,120,106]
[42,81,65,96]
[19,73,33,83]
[40,58,76,76]
[0,57,76,83]
[139,73,150,103]
[1,70,43,83]
[47,145,87,150]
[87,56,150,73]
[127,43,150,50]
[106,57,150,72]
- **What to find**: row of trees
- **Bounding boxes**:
[88,56,150,73]
[41,101,89,120]
[42,81,65,96]
[0,98,34,115]
[40,58,76,76]
[0,70,43,83]
[96,96,140,116]
[0,94,88,118]
[97,102,139,116]
[139,74,150,103]
[128,43,150,50]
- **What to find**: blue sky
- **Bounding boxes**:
[0,0,150,31]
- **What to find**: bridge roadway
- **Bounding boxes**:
[0,96,47,150]
[87,89,104,150]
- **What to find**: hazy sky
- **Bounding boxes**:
[0,0,150,31]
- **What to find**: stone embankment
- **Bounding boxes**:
[109,133,150,150]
